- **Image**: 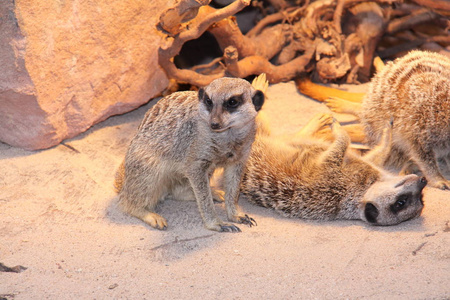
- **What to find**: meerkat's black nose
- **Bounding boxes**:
[211,123,221,130]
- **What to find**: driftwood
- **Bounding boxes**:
[157,0,450,87]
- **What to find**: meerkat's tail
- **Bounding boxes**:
[114,160,125,193]
[295,77,365,103]
[252,73,269,95]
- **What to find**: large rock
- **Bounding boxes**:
[0,0,171,150]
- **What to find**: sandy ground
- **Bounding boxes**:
[1,80,449,299]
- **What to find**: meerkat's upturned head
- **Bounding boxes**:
[198,77,264,132]
[361,174,427,225]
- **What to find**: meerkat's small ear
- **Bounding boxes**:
[198,88,205,101]
[252,90,265,111]
[364,202,379,224]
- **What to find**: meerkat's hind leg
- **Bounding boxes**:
[319,118,350,167]
[363,122,393,167]
[399,160,421,176]
[119,195,168,230]
[295,113,333,140]
[119,163,170,230]
[440,155,450,174]
[325,97,362,116]
[342,124,366,143]
[133,209,168,230]
[409,145,450,190]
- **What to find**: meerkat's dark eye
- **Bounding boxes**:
[224,96,242,111]
[390,193,411,214]
[204,97,213,108]
[227,97,239,107]
[395,199,406,208]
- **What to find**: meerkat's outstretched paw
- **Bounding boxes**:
[325,97,362,116]
[363,122,393,166]
[252,73,269,95]
[297,113,333,139]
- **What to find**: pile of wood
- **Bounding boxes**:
[157,0,450,86]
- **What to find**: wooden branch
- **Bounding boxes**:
[158,0,251,86]
[379,35,450,58]
[387,8,440,34]
[159,0,212,36]
[208,16,258,58]
[246,6,304,38]
[224,46,315,83]
[410,0,450,12]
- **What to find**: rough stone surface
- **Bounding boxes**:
[0,0,171,150]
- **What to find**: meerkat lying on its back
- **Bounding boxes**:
[297,51,450,190]
[115,76,264,232]
[237,113,426,225]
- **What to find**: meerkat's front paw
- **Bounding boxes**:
[228,213,257,227]
[205,221,242,232]
[219,223,242,233]
[238,214,257,227]
[431,180,450,191]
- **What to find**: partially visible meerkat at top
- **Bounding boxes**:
[296,50,450,190]
[115,76,265,232]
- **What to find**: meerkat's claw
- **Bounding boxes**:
[239,214,257,227]
[433,180,450,191]
[219,224,242,233]
[331,117,341,130]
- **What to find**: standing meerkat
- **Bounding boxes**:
[236,112,427,225]
[115,76,264,232]
[296,51,450,190]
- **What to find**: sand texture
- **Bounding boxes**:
[1,81,449,299]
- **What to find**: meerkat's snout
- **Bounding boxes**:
[210,109,224,131]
